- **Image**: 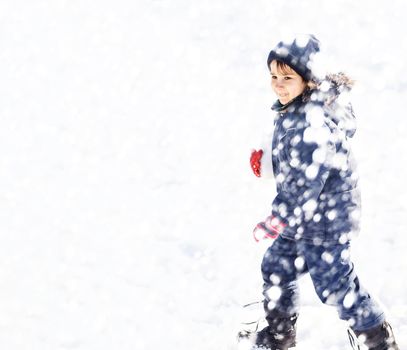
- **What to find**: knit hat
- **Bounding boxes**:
[267,34,320,81]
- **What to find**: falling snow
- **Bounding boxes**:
[0,1,406,350]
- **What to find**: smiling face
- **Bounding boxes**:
[270,60,307,105]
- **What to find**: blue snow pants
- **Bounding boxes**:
[261,236,385,331]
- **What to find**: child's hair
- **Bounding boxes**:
[272,59,318,90]
[272,60,300,79]
[272,59,355,93]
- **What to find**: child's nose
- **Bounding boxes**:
[275,80,284,88]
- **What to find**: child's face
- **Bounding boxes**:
[270,60,307,105]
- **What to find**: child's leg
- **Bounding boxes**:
[261,236,307,325]
[301,241,385,331]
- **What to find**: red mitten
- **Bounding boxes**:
[250,149,263,177]
[253,215,286,242]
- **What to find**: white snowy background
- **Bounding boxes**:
[0,0,406,349]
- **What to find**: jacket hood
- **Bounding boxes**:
[316,72,357,138]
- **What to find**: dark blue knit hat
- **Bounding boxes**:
[267,34,320,81]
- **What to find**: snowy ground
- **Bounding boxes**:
[0,1,406,349]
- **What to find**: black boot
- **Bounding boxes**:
[253,310,297,350]
[348,321,399,350]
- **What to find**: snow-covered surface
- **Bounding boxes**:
[0,1,406,349]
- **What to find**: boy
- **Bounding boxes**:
[248,34,399,350]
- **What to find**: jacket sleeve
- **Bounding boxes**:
[271,124,336,228]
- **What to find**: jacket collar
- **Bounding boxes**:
[271,92,305,112]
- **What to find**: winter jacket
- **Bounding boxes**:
[268,74,361,244]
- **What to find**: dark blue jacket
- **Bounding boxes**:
[269,74,361,243]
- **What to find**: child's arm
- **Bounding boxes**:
[254,123,336,240]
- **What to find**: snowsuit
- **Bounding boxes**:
[261,77,385,331]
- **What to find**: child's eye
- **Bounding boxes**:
[284,77,292,80]
[271,75,277,79]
